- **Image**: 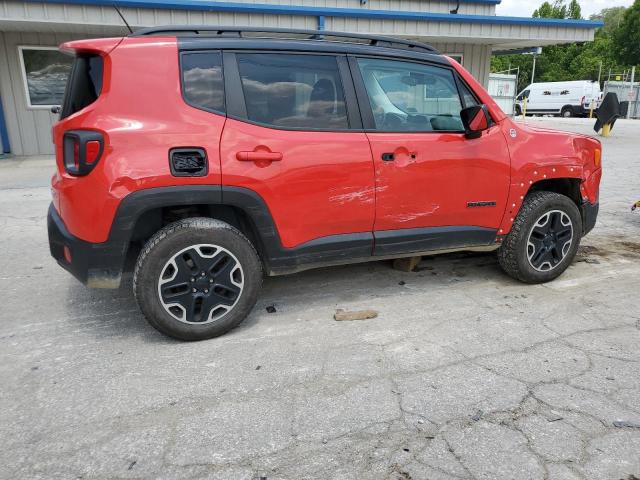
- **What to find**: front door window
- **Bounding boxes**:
[356,58,465,132]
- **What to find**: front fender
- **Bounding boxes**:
[498,119,598,234]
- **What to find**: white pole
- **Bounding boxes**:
[531,55,537,84]
[628,66,636,120]
[597,61,602,87]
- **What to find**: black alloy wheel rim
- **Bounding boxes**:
[526,210,574,272]
[157,244,244,324]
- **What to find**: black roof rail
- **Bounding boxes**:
[130,25,439,54]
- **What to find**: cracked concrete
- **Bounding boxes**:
[1,118,639,479]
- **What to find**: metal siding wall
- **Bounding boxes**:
[0,31,24,155]
[429,42,491,86]
[1,2,596,44]
[0,30,93,155]
[0,32,7,153]
[6,0,495,19]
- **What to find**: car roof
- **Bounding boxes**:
[132,25,448,66]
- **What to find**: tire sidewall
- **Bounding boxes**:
[135,220,262,340]
[514,195,582,283]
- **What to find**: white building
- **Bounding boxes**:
[0,0,602,155]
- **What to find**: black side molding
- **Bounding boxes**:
[374,226,497,256]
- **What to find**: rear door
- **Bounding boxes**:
[351,56,511,255]
[219,51,375,250]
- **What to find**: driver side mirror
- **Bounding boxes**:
[460,105,491,139]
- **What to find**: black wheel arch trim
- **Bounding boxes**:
[49,185,502,287]
[581,200,598,236]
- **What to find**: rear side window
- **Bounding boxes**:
[181,52,224,113]
[236,53,349,130]
[60,55,102,119]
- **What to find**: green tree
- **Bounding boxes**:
[613,0,640,66]
[532,0,581,20]
[491,1,632,91]
[590,7,626,36]
[567,0,582,20]
[533,1,569,19]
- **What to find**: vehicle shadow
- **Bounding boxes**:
[63,250,516,342]
[240,250,513,329]
[63,273,179,344]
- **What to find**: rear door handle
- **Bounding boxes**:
[236,151,283,162]
[381,153,395,161]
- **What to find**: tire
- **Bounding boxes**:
[514,105,522,116]
[498,191,582,284]
[561,106,573,118]
[134,217,262,341]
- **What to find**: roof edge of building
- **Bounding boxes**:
[27,0,603,29]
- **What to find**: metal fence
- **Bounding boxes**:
[604,81,640,119]
[488,73,518,116]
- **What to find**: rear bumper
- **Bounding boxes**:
[581,201,599,236]
[47,203,125,288]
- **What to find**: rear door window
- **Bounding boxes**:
[60,54,103,119]
[181,51,225,113]
[236,53,349,130]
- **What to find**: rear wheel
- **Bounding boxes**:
[498,191,582,284]
[134,218,262,340]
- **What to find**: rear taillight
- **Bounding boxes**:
[63,130,104,176]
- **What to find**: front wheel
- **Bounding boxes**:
[498,191,582,284]
[561,106,573,118]
[134,218,262,341]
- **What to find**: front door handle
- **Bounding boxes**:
[381,149,417,162]
[236,151,283,162]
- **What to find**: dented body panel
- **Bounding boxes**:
[497,118,601,235]
[220,118,375,249]
[366,126,511,232]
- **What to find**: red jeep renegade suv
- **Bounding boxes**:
[48,27,602,340]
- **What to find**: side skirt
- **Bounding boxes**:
[268,226,498,276]
[374,226,497,257]
[268,243,500,276]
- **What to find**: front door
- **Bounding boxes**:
[351,57,511,255]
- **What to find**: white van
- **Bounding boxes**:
[515,80,601,117]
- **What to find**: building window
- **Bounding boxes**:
[446,54,464,65]
[18,46,73,109]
